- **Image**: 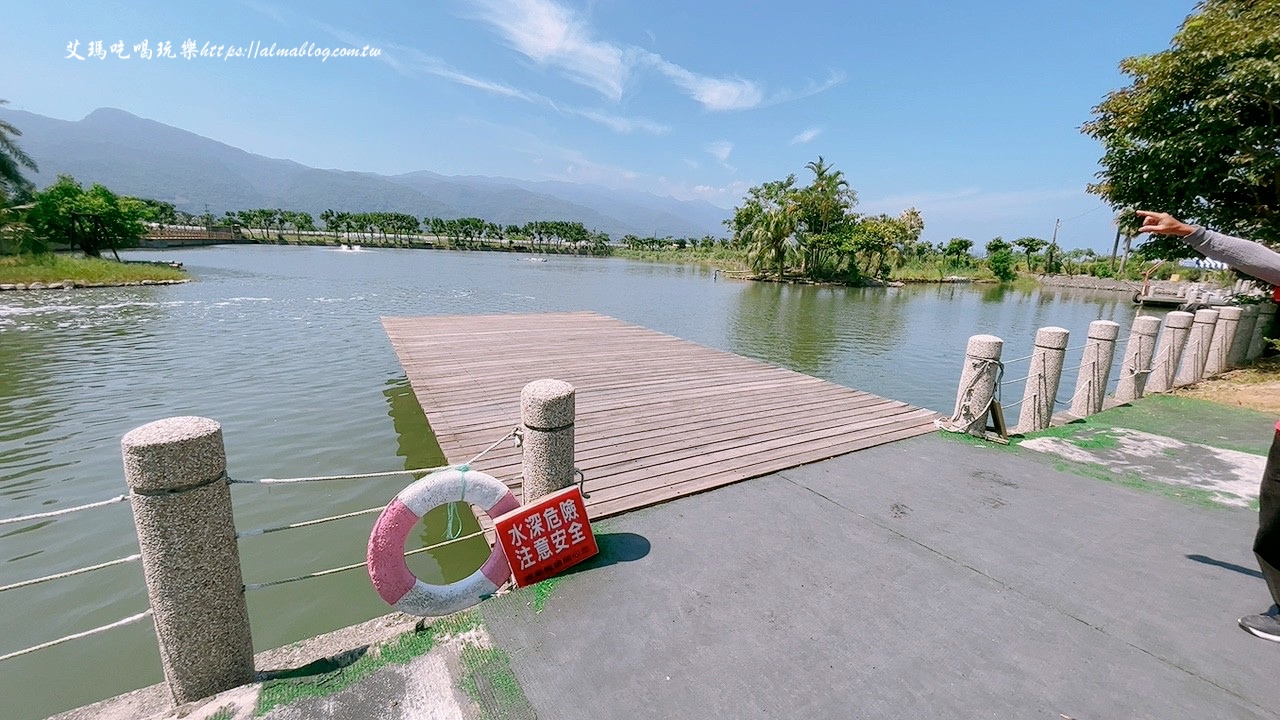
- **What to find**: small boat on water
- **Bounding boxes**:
[524,257,547,263]
[338,244,362,252]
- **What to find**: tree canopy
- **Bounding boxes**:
[1084,0,1280,255]
[26,175,148,257]
[726,157,924,282]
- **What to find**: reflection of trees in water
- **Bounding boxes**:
[382,377,489,584]
[727,282,910,375]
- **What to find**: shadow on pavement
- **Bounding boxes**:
[1187,553,1265,579]
[558,532,650,578]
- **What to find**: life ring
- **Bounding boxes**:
[367,467,519,616]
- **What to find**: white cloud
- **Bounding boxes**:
[465,0,791,112]
[705,140,733,163]
[764,70,846,108]
[641,53,764,111]
[469,0,630,100]
[564,108,669,135]
[790,126,823,145]
[374,43,665,135]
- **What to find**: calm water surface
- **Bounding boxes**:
[1,245,1152,718]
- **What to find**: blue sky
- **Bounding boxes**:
[3,0,1196,250]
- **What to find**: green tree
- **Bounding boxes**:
[1012,236,1046,271]
[987,250,1017,281]
[794,156,857,276]
[1084,0,1280,253]
[27,175,147,257]
[729,176,800,279]
[942,237,974,268]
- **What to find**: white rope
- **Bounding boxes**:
[0,494,130,526]
[0,609,152,662]
[244,529,487,591]
[237,506,384,538]
[462,427,523,467]
[0,554,142,594]
[232,464,451,485]
[232,427,522,485]
[936,358,1002,433]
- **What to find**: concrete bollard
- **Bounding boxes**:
[1204,306,1242,377]
[1146,311,1194,394]
[520,379,576,501]
[121,417,253,705]
[1174,308,1220,387]
[1229,304,1260,368]
[948,335,1003,436]
[1247,302,1278,362]
[1114,315,1162,403]
[1013,327,1069,435]
[1069,320,1120,418]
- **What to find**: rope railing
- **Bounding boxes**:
[230,427,522,486]
[244,528,488,591]
[0,608,152,663]
[236,506,383,538]
[1001,352,1036,365]
[0,494,130,527]
[0,553,141,594]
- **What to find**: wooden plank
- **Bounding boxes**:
[383,312,939,520]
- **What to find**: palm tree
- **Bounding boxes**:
[797,156,856,276]
[746,206,797,280]
[0,99,38,202]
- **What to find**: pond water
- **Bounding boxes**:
[0,245,1156,719]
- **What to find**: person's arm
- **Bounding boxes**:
[1136,210,1280,286]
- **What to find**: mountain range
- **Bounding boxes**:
[0,107,730,239]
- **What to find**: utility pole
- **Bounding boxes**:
[1048,218,1060,274]
[1110,226,1122,271]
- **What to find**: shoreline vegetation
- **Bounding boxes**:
[0,253,187,288]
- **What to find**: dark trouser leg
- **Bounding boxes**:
[1255,425,1280,606]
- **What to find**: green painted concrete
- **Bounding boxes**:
[255,613,479,716]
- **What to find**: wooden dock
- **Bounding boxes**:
[382,312,939,519]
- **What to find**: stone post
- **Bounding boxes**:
[948,335,1003,436]
[1114,316,1162,403]
[1068,320,1120,418]
[1247,302,1278,362]
[1013,327,1069,435]
[1204,306,1242,378]
[121,417,253,705]
[1174,308,1220,387]
[1146,311,1194,394]
[521,379,576,501]
[1229,304,1260,368]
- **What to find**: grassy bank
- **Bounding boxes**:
[0,253,187,285]
[612,246,747,270]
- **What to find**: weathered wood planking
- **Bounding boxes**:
[382,312,939,519]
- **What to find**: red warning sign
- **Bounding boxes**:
[494,485,598,588]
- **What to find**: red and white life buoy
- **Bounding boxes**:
[367,467,519,616]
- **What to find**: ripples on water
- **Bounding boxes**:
[0,246,1156,718]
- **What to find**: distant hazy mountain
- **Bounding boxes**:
[0,107,729,239]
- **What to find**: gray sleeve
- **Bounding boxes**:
[1183,227,1280,286]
